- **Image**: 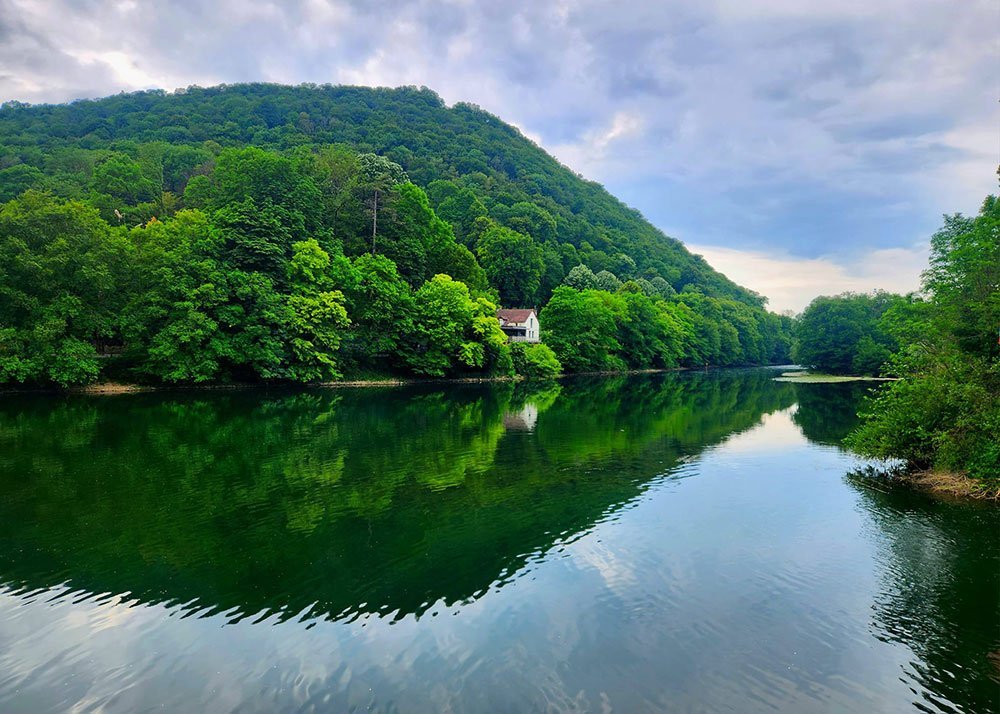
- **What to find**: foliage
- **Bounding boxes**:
[539,283,792,373]
[0,192,129,385]
[476,222,544,307]
[845,196,1000,478]
[0,83,762,303]
[403,275,511,377]
[793,292,900,375]
[540,287,624,372]
[593,270,622,292]
[510,342,561,379]
[563,264,598,291]
[284,239,351,381]
[342,253,413,362]
[0,84,795,386]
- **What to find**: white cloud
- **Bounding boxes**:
[550,110,646,175]
[688,242,929,313]
[71,51,166,89]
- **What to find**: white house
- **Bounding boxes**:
[496,308,540,343]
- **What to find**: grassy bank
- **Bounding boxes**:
[900,470,1000,501]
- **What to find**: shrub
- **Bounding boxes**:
[510,342,561,379]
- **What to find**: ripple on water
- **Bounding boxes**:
[0,374,996,713]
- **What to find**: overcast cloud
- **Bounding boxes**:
[0,0,996,310]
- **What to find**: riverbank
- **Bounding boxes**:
[3,367,703,396]
[851,466,1000,503]
[67,374,525,394]
[901,469,1000,502]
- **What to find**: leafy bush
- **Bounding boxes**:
[510,342,561,379]
[845,196,1000,479]
[846,356,999,478]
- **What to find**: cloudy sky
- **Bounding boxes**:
[1,0,996,310]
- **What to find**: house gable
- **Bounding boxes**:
[496,308,540,343]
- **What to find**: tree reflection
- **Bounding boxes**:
[791,381,873,446]
[0,371,796,622]
[847,470,1000,714]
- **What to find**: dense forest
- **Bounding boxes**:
[0,83,793,386]
[793,291,901,376]
[794,196,999,479]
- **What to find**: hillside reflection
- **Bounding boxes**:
[1,371,801,622]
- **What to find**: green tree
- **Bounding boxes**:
[356,153,408,253]
[922,202,1000,359]
[0,164,46,202]
[794,292,900,375]
[344,253,414,361]
[214,197,293,280]
[847,196,999,478]
[91,154,160,205]
[282,239,351,381]
[491,201,557,244]
[540,287,623,372]
[121,210,229,383]
[0,192,130,386]
[476,223,544,307]
[403,275,508,377]
[510,342,562,379]
[563,264,597,291]
[377,182,485,289]
[204,147,323,242]
[427,180,488,244]
[615,289,685,369]
[594,270,622,292]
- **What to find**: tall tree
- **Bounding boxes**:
[355,153,407,253]
[476,223,544,307]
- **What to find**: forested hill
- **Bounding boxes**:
[0,83,757,305]
[0,83,794,387]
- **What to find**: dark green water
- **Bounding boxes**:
[0,370,996,713]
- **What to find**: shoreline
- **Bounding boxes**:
[852,467,1000,503]
[2,366,705,396]
[899,469,1000,502]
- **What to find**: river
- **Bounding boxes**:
[0,369,996,712]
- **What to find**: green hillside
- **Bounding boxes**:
[0,84,757,302]
[0,83,793,386]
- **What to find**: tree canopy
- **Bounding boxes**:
[0,83,797,387]
[793,292,900,375]
[845,196,999,479]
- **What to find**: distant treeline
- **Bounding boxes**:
[0,85,795,387]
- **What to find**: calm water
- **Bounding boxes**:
[0,370,996,713]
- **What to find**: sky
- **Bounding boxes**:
[0,0,996,311]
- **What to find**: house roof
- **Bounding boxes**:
[496,308,535,324]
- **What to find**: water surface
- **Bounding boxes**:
[0,370,996,712]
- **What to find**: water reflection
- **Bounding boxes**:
[847,474,1000,713]
[790,381,871,445]
[0,370,995,713]
[0,370,794,623]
